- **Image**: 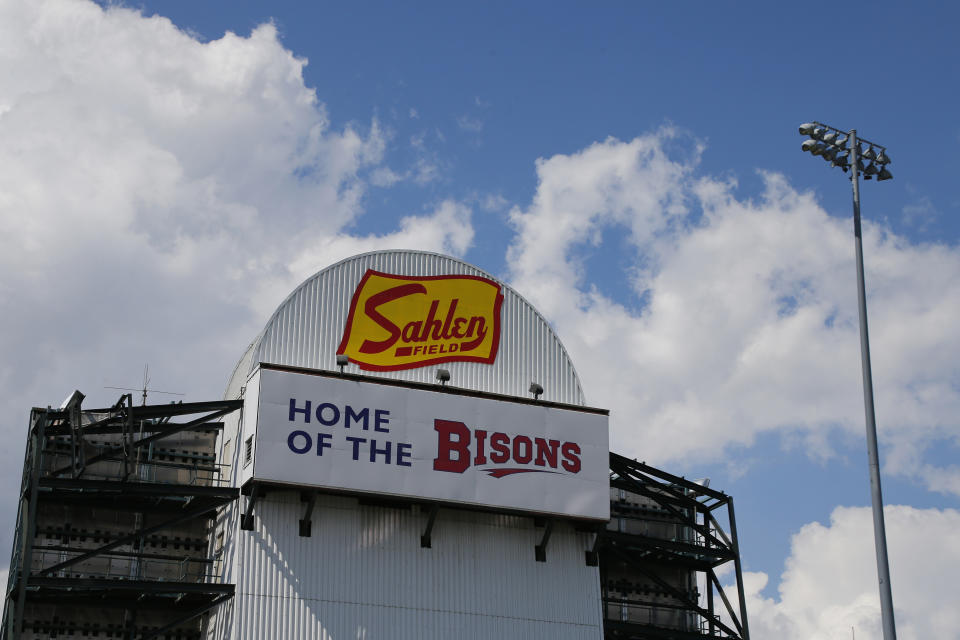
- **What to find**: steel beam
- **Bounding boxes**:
[37,502,219,576]
[420,504,439,548]
[299,492,317,537]
[726,497,751,639]
[10,411,47,640]
[708,569,743,637]
[139,592,233,640]
[49,405,238,477]
[240,486,260,531]
[607,544,739,638]
[535,519,554,562]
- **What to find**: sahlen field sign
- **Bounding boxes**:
[243,365,610,521]
[337,270,504,371]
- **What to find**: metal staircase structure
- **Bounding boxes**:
[2,392,242,640]
[601,454,750,640]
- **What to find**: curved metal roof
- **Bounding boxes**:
[225,250,584,405]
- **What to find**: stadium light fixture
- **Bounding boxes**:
[529,382,544,400]
[336,354,349,373]
[797,121,897,640]
[436,369,451,385]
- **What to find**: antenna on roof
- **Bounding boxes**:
[105,364,185,405]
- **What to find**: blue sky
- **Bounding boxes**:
[128,0,959,584]
[142,0,960,249]
[2,1,959,637]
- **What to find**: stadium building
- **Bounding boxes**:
[3,251,750,639]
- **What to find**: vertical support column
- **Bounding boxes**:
[12,411,47,640]
[707,571,715,636]
[701,502,713,635]
[123,394,134,480]
[240,486,260,532]
[535,519,554,562]
[71,401,84,478]
[299,492,317,537]
[726,498,750,640]
[420,505,439,548]
[850,129,898,640]
[585,531,599,566]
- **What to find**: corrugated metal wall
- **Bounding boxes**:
[210,494,603,640]
[212,251,603,639]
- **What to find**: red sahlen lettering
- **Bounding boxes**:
[360,284,427,354]
[360,287,489,355]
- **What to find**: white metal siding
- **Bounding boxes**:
[211,251,603,640]
[212,494,603,640]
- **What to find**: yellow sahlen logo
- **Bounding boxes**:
[337,270,504,371]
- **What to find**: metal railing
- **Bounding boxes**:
[30,550,220,583]
[604,598,698,632]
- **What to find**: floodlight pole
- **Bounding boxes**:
[848,130,897,640]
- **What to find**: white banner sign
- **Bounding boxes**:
[243,366,609,521]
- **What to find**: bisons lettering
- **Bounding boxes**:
[432,419,582,478]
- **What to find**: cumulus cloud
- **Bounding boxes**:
[736,506,960,640]
[456,114,483,133]
[507,130,960,488]
[0,0,473,555]
[901,194,938,230]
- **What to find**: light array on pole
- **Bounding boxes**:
[799,122,892,181]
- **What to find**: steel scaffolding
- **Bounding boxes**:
[601,454,750,640]
[2,394,242,640]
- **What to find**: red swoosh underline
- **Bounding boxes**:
[483,468,561,478]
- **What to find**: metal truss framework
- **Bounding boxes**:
[2,395,242,640]
[602,454,750,640]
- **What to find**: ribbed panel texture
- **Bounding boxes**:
[232,251,584,405]
[215,494,603,639]
[213,252,602,639]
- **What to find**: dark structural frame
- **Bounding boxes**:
[2,395,242,640]
[601,453,750,640]
[3,386,749,639]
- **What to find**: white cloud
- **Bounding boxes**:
[369,166,404,187]
[0,0,473,557]
[480,193,509,212]
[368,156,440,187]
[901,194,937,230]
[736,505,960,640]
[2,12,956,634]
[456,114,483,133]
[269,200,473,317]
[506,130,960,486]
